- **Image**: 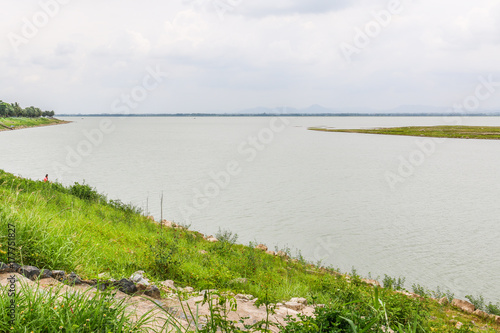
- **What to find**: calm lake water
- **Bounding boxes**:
[1,116,499,302]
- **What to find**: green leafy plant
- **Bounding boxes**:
[150,236,182,277]
[216,228,238,245]
[1,169,497,332]
[465,294,485,311]
[0,281,153,332]
[486,302,500,316]
[412,284,431,298]
[70,181,105,202]
[383,275,405,291]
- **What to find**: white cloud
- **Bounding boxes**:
[1,0,499,113]
[106,31,152,57]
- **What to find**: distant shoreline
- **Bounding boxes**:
[58,113,500,117]
[0,117,70,132]
[309,125,500,140]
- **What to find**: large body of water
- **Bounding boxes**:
[1,116,499,302]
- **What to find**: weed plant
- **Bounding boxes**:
[0,117,64,130]
[0,281,153,332]
[1,170,499,332]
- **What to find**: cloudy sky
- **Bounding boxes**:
[2,0,500,114]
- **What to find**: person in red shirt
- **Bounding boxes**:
[43,174,48,182]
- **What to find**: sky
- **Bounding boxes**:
[1,0,500,114]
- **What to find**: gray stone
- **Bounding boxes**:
[52,270,66,281]
[200,289,218,296]
[64,272,83,285]
[136,283,148,291]
[284,302,305,311]
[130,271,150,286]
[40,269,53,279]
[235,294,254,301]
[145,285,161,299]
[82,279,97,286]
[10,263,21,272]
[0,262,9,273]
[160,280,176,290]
[19,266,41,280]
[135,283,148,292]
[96,281,111,291]
[180,286,194,293]
[114,278,137,294]
[290,297,308,305]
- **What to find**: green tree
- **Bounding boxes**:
[25,106,35,118]
[1,102,15,117]
[11,102,23,117]
[0,100,55,118]
[0,101,6,117]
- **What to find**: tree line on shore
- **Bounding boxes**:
[0,100,55,118]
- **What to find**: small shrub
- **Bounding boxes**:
[281,304,351,332]
[412,284,430,297]
[177,221,191,230]
[431,286,445,300]
[383,275,405,291]
[293,250,310,265]
[445,290,455,303]
[486,302,500,316]
[109,199,142,215]
[432,287,455,303]
[349,267,363,286]
[274,244,292,257]
[70,181,105,202]
[215,227,238,244]
[149,236,181,278]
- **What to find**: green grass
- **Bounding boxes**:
[0,117,67,131]
[0,281,153,332]
[1,169,499,332]
[309,125,500,140]
[0,170,346,304]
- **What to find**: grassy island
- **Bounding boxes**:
[309,126,500,140]
[0,117,68,131]
[1,170,499,332]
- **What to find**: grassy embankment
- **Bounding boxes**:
[309,125,500,140]
[1,170,499,332]
[0,117,68,131]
